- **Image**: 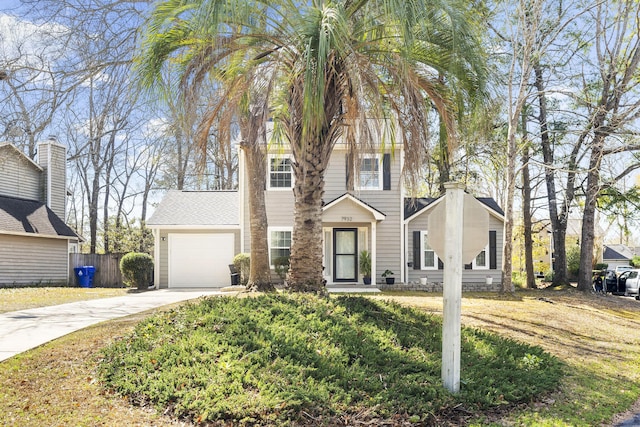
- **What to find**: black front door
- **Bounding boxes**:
[334,228,357,282]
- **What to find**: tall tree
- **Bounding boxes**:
[139,0,487,293]
[136,6,276,291]
[576,0,640,291]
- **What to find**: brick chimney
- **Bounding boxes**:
[37,138,67,220]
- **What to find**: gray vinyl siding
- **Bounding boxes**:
[0,146,42,201]
[38,143,67,220]
[248,146,403,283]
[407,212,503,284]
[327,148,403,283]
[0,234,69,286]
[156,229,240,288]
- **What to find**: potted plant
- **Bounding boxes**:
[382,269,395,285]
[359,250,372,285]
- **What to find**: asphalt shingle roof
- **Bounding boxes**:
[0,195,78,238]
[147,190,239,226]
[404,196,504,219]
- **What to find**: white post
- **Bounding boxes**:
[442,182,464,393]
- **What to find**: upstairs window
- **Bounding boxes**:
[358,156,382,190]
[268,156,293,189]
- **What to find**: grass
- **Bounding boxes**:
[98,294,562,425]
[0,287,639,426]
[0,287,129,314]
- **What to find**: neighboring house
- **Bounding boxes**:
[529,218,605,276]
[149,142,505,290]
[0,140,79,286]
[404,197,504,287]
[603,244,639,269]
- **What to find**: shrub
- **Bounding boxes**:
[119,252,153,290]
[567,245,581,278]
[273,255,290,281]
[99,295,563,425]
[512,271,526,288]
[233,253,250,286]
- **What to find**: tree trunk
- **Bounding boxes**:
[534,63,570,287]
[287,152,326,293]
[241,129,274,292]
[521,121,536,289]
[577,134,605,291]
[436,116,450,195]
[502,124,517,294]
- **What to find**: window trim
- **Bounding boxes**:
[267,154,294,190]
[357,155,383,190]
[472,243,490,270]
[268,227,293,266]
[420,230,438,270]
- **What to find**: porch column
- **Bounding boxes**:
[371,221,377,284]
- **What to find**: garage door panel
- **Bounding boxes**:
[169,234,234,287]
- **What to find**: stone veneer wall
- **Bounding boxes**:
[378,280,501,293]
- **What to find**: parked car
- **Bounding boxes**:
[618,269,640,298]
[605,270,618,293]
[615,265,633,276]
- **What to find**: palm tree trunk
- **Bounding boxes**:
[287,150,327,293]
[240,106,274,292]
[242,142,274,292]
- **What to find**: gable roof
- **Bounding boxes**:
[0,194,78,238]
[323,193,386,220]
[404,196,504,221]
[147,190,239,227]
[0,142,43,171]
[603,244,638,261]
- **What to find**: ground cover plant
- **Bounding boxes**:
[99,294,562,425]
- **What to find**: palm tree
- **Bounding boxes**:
[138,0,487,293]
[135,6,276,291]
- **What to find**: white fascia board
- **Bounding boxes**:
[0,230,76,240]
[147,224,240,230]
[323,194,386,221]
[0,142,43,171]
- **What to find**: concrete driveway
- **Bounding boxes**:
[0,289,224,362]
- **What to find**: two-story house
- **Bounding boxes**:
[0,140,79,286]
[148,141,504,290]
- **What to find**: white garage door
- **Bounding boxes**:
[168,233,234,287]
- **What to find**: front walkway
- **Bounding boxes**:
[0,286,383,363]
[0,289,223,363]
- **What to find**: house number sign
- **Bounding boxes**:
[341,216,353,222]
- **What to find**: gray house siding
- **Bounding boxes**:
[406,210,503,287]
[0,234,69,286]
[0,145,42,202]
[329,149,403,283]
[156,228,241,288]
[242,145,403,283]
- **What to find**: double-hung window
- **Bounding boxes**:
[420,230,438,269]
[268,155,293,189]
[269,227,292,266]
[358,156,382,190]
